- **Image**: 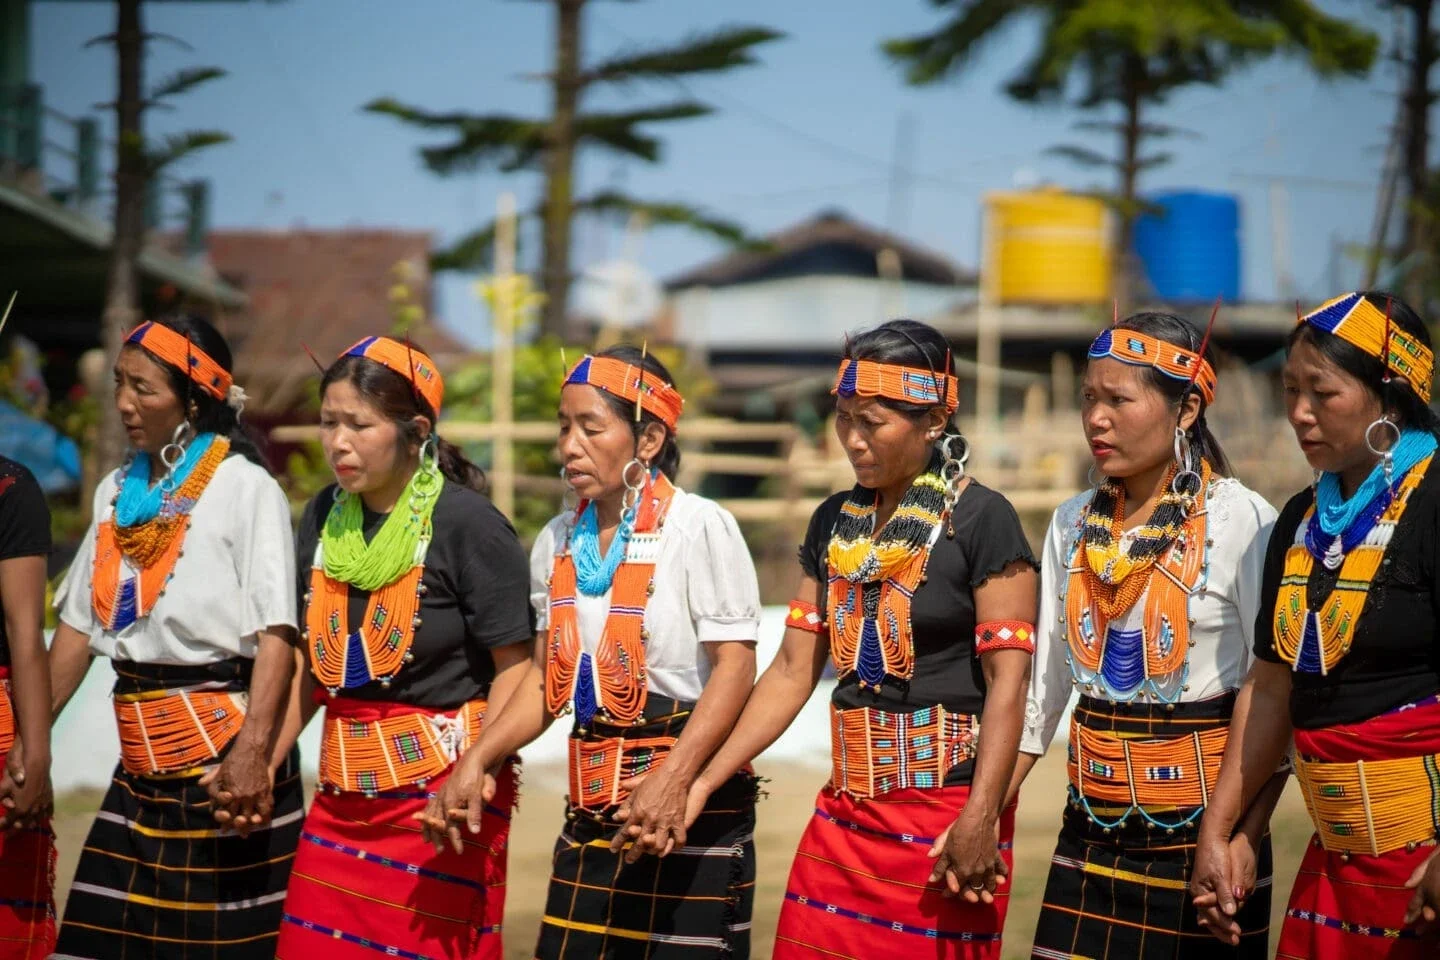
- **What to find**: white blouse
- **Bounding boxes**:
[55,455,298,664]
[1021,477,1276,756]
[530,487,762,704]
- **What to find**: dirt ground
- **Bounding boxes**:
[51,750,1317,959]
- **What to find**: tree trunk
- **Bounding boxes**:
[97,0,145,474]
[1402,0,1435,308]
[1114,55,1144,314]
[539,0,583,341]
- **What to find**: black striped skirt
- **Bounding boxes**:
[53,660,303,960]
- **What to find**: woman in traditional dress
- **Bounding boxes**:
[1017,310,1281,959]
[274,336,534,960]
[691,319,1038,959]
[0,453,55,957]
[48,315,302,959]
[422,344,762,959]
[1193,292,1440,957]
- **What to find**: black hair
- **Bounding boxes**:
[1106,311,1233,477]
[1287,291,1440,437]
[320,343,488,494]
[843,318,958,430]
[124,314,267,467]
[591,344,682,481]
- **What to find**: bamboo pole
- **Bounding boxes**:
[492,193,518,518]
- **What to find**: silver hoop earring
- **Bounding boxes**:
[1366,416,1401,486]
[620,458,648,528]
[159,420,192,486]
[559,466,579,513]
[1170,426,1203,500]
[1087,464,1101,488]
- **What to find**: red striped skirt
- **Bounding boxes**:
[276,698,518,960]
[1276,698,1440,960]
[0,669,55,959]
[774,784,1015,960]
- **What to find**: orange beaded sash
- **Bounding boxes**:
[569,733,678,813]
[1064,471,1210,702]
[114,684,248,778]
[0,670,13,757]
[91,437,230,631]
[830,703,978,799]
[306,562,426,695]
[1067,715,1226,812]
[317,695,485,796]
[544,472,677,727]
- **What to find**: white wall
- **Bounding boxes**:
[672,276,972,350]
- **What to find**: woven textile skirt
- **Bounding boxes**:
[1032,694,1271,959]
[535,697,758,960]
[0,669,55,959]
[1275,698,1440,960]
[53,660,303,960]
[276,759,518,960]
[773,784,1016,960]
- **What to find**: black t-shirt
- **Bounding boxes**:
[799,481,1038,717]
[0,457,51,668]
[1254,459,1440,728]
[296,481,535,709]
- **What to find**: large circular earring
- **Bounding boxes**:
[1366,415,1401,486]
[1170,426,1203,501]
[620,458,648,529]
[159,420,193,489]
[560,466,579,513]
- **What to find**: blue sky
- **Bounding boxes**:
[32,0,1408,344]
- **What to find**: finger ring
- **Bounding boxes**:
[969,880,985,889]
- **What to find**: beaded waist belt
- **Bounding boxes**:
[830,704,978,799]
[1067,713,1227,824]
[1295,752,1440,856]
[0,668,13,756]
[114,683,249,777]
[318,697,486,796]
[568,731,677,813]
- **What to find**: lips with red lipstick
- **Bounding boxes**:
[333,463,359,477]
[1089,441,1116,458]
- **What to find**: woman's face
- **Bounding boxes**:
[1283,337,1387,475]
[1081,357,1195,481]
[557,384,665,503]
[319,378,422,496]
[833,395,942,491]
[114,346,188,456]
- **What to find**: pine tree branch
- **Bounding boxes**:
[149,67,227,102]
[146,130,232,175]
[1044,143,1115,169]
[582,25,783,87]
[575,189,764,247]
[575,102,713,162]
[881,0,1029,86]
[365,98,551,174]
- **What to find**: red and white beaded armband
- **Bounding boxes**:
[975,620,1035,655]
[785,598,825,634]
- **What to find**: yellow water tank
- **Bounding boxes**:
[984,188,1111,304]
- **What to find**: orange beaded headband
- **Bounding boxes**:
[1087,328,1217,405]
[831,358,960,414]
[125,321,233,401]
[342,336,445,416]
[563,354,685,431]
[1299,292,1434,403]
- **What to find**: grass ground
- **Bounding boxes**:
[50,750,1316,959]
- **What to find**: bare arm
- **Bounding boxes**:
[268,646,313,772]
[691,575,829,800]
[1191,660,1293,941]
[612,638,757,858]
[482,640,533,722]
[1005,753,1039,808]
[930,561,1037,900]
[466,634,555,767]
[0,555,52,826]
[203,627,297,833]
[48,620,95,722]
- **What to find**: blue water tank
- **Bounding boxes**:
[1133,191,1241,303]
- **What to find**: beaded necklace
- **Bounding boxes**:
[1274,455,1431,675]
[305,462,442,694]
[91,436,230,631]
[1063,462,1211,703]
[826,453,949,691]
[545,471,676,728]
[571,502,633,596]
